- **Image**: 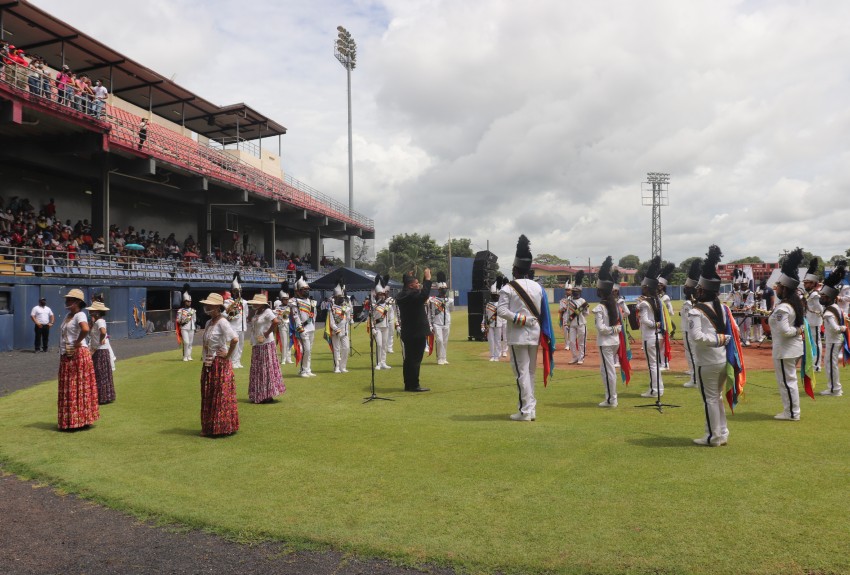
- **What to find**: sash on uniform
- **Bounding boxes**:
[694,302,747,410]
[801,318,816,399]
[843,315,850,365]
[323,318,334,353]
[617,307,632,385]
[508,281,556,386]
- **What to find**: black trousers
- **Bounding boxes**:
[401,334,426,390]
[34,324,50,351]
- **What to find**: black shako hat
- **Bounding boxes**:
[698,245,723,292]
[513,235,533,272]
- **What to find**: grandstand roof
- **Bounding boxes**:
[1,0,286,143]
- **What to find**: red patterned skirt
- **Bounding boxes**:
[248,341,286,403]
[200,356,239,436]
[57,348,100,430]
[92,348,115,404]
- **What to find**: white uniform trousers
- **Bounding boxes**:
[488,325,504,360]
[332,333,350,371]
[569,325,586,362]
[599,345,619,405]
[740,317,751,345]
[231,331,246,367]
[695,362,729,445]
[373,326,389,367]
[180,327,194,360]
[387,326,395,353]
[510,344,538,416]
[774,357,801,419]
[752,319,763,342]
[299,331,314,374]
[682,333,696,384]
[643,338,664,395]
[562,324,569,350]
[808,325,823,370]
[277,325,292,364]
[824,342,843,394]
[501,332,508,357]
[433,325,450,363]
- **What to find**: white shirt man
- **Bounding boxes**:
[30,298,54,352]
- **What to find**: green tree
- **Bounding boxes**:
[373,233,446,279]
[534,253,571,265]
[444,238,474,259]
[618,255,640,269]
[730,256,763,264]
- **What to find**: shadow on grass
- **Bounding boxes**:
[159,427,203,437]
[627,434,691,448]
[728,411,777,422]
[548,402,601,409]
[450,414,510,422]
[24,421,60,432]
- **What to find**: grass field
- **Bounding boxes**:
[1,308,849,575]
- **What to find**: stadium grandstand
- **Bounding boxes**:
[0,0,375,350]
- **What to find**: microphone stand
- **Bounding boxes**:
[363,318,392,404]
[637,299,680,413]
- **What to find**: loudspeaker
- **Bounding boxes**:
[467,290,487,341]
[472,251,499,291]
[474,250,498,264]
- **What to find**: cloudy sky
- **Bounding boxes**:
[32,0,850,267]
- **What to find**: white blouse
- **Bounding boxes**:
[250,308,277,345]
[202,317,237,365]
[89,318,111,352]
[61,311,89,354]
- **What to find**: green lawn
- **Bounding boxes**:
[1,310,848,575]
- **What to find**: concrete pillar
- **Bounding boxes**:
[310,228,321,270]
[264,221,276,267]
[344,236,353,267]
[200,204,210,257]
[90,155,110,253]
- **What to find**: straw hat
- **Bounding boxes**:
[87,301,110,312]
[64,288,88,305]
[199,293,225,306]
[246,293,270,306]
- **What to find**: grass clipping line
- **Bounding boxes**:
[1,308,849,575]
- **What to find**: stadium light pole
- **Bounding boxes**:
[334,26,357,267]
[641,172,670,261]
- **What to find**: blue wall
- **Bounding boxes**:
[451,257,474,306]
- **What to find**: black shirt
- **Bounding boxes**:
[396,279,432,339]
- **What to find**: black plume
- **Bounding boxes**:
[781,248,804,279]
[687,259,702,281]
[806,256,820,277]
[373,274,382,289]
[383,274,391,288]
[824,261,846,289]
[574,270,585,286]
[436,271,447,284]
[660,262,676,281]
[702,245,723,280]
[182,283,191,292]
[515,234,532,259]
[611,269,621,284]
[598,256,614,281]
[646,255,662,279]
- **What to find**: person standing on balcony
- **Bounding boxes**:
[138,118,148,150]
[92,79,108,118]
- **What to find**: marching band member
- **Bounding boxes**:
[371,275,392,370]
[638,256,665,398]
[274,283,293,365]
[482,276,507,361]
[688,245,732,447]
[768,248,807,421]
[681,259,701,388]
[386,289,399,354]
[290,272,317,377]
[803,258,824,371]
[566,270,588,365]
[657,263,676,369]
[224,272,248,369]
[329,278,352,373]
[819,261,846,397]
[177,284,196,362]
[497,235,555,421]
[739,272,755,347]
[753,282,766,344]
[245,293,285,403]
[558,280,572,350]
[428,271,453,365]
[593,256,622,407]
[612,278,629,368]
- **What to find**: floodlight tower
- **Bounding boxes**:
[334,26,357,266]
[641,172,670,260]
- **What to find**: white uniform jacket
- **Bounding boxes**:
[805,290,823,326]
[637,297,662,342]
[822,305,845,345]
[593,304,620,347]
[290,297,316,333]
[497,279,542,346]
[768,302,804,359]
[687,304,728,366]
[428,297,453,327]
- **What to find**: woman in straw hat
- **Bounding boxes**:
[246,292,285,403]
[199,292,239,436]
[58,288,99,430]
[87,300,115,404]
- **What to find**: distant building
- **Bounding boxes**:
[531,264,638,286]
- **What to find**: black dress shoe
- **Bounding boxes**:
[405,387,430,392]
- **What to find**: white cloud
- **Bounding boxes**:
[29,0,850,267]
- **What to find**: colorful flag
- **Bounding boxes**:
[801,320,816,399]
[538,290,556,387]
[659,297,673,364]
[722,305,746,410]
[617,308,632,385]
[323,317,334,353]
